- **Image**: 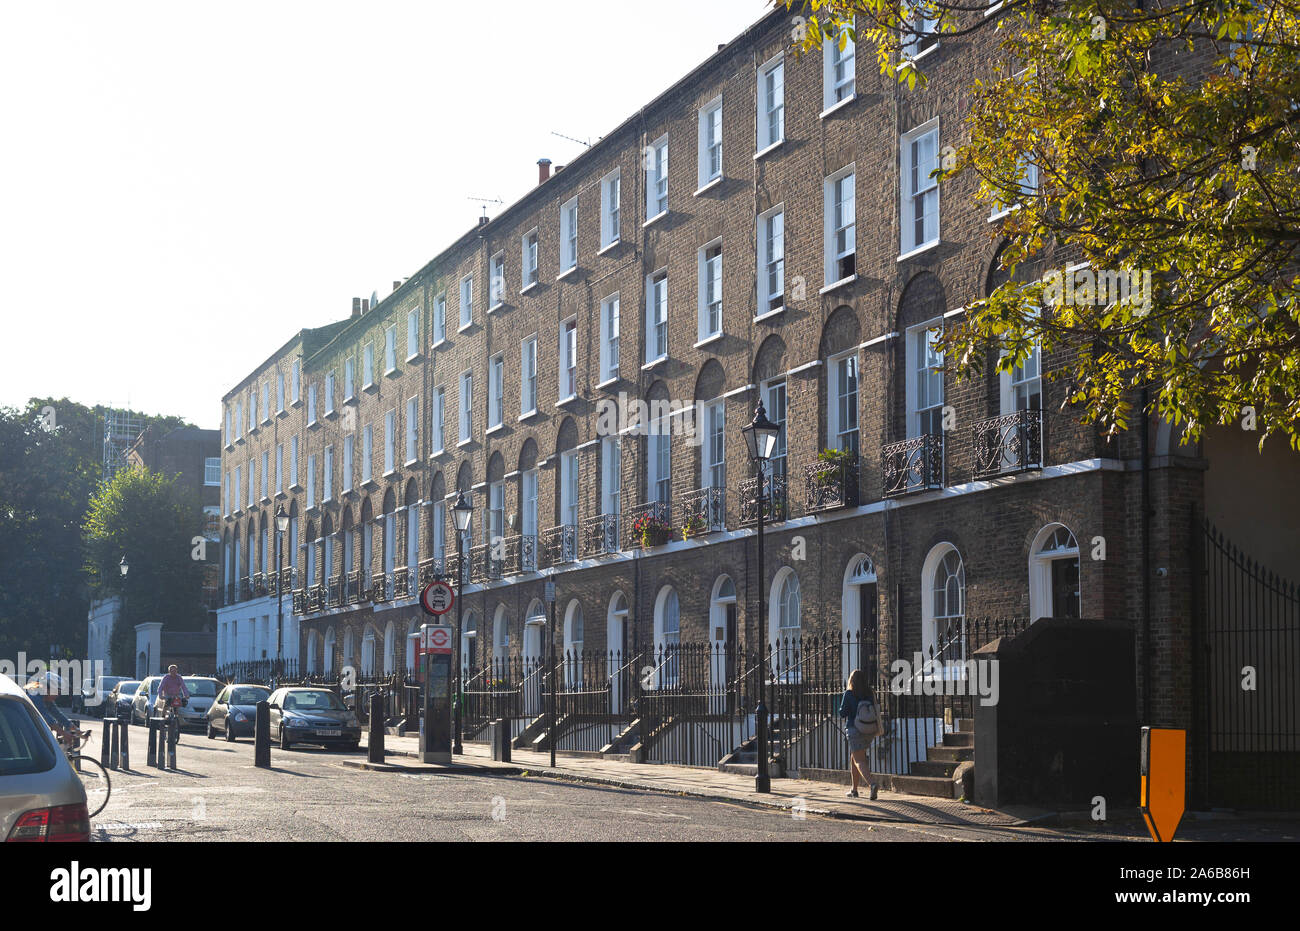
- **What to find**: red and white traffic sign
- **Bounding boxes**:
[420,580,455,616]
[421,625,452,655]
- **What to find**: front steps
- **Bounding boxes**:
[887,719,975,799]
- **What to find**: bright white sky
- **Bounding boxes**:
[0,0,770,429]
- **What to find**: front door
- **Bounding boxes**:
[859,583,879,679]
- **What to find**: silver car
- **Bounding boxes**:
[178,677,221,730]
[0,674,90,841]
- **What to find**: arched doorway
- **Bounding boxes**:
[1029,524,1081,620]
[841,554,879,680]
[606,591,629,711]
[709,575,737,704]
[921,543,965,667]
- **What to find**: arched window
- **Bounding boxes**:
[767,567,801,647]
[324,627,335,675]
[493,606,510,663]
[921,543,965,662]
[383,620,396,674]
[361,626,377,676]
[462,610,478,675]
[1030,524,1080,621]
[652,586,681,687]
[563,601,584,687]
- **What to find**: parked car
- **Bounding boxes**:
[107,680,141,721]
[130,677,162,725]
[82,676,129,718]
[0,673,90,842]
[206,684,271,741]
[267,688,361,751]
[178,677,221,730]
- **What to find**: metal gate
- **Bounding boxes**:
[1197,519,1300,810]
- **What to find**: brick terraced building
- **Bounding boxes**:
[215,7,1299,806]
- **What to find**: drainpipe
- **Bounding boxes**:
[1141,385,1151,723]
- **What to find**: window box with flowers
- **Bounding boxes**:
[681,511,709,539]
[631,511,673,547]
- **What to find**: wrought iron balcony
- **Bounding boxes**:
[393,565,415,598]
[327,574,342,607]
[371,573,391,603]
[344,570,361,604]
[881,435,944,497]
[291,589,306,615]
[418,557,448,584]
[541,524,577,567]
[501,534,537,574]
[251,573,267,598]
[357,575,373,603]
[444,551,461,584]
[738,474,789,526]
[679,486,725,538]
[624,501,671,548]
[306,584,325,613]
[580,513,621,558]
[972,409,1043,478]
[469,543,503,583]
[804,454,861,512]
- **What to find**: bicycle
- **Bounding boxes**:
[158,693,185,753]
[62,730,111,819]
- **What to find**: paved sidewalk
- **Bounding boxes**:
[357,732,1033,827]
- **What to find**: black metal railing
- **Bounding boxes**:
[580,514,620,558]
[326,574,342,607]
[541,524,577,567]
[419,556,448,584]
[393,565,415,599]
[501,534,537,574]
[738,474,788,526]
[804,455,860,512]
[216,658,303,686]
[881,435,943,497]
[469,543,503,583]
[972,409,1043,477]
[679,486,725,538]
[291,589,306,614]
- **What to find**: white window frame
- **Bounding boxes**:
[648,410,672,505]
[522,470,539,539]
[384,325,398,375]
[384,409,396,476]
[261,382,270,424]
[307,383,318,426]
[645,270,668,364]
[322,446,333,503]
[900,118,941,257]
[697,96,723,189]
[342,435,353,493]
[291,360,301,405]
[697,239,723,342]
[459,371,473,444]
[645,135,668,220]
[406,396,419,464]
[599,294,620,383]
[763,378,788,480]
[362,426,373,485]
[520,337,538,416]
[822,21,856,111]
[260,451,269,500]
[824,165,857,286]
[828,350,860,454]
[521,230,539,290]
[559,197,578,274]
[290,435,300,490]
[431,387,445,455]
[907,321,946,438]
[276,372,285,413]
[275,444,284,495]
[363,343,375,389]
[459,275,473,330]
[306,454,316,510]
[558,317,577,402]
[407,308,421,360]
[560,451,579,527]
[756,55,785,153]
[324,371,335,416]
[489,251,505,309]
[600,171,620,250]
[488,354,505,428]
[204,457,221,486]
[902,5,941,61]
[343,357,355,401]
[433,293,447,345]
[601,436,621,519]
[702,399,725,489]
[757,205,785,316]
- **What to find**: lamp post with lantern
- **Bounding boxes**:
[274,504,289,680]
[451,491,473,754]
[741,401,780,794]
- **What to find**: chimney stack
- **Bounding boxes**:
[352,297,361,317]
[393,280,402,293]
[538,158,552,184]
[361,298,370,314]
[478,215,490,227]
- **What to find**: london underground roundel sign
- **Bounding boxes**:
[420,580,455,616]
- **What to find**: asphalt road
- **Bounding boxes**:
[77,719,1291,842]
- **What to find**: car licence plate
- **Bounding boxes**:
[317,729,341,737]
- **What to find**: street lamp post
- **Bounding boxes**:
[451,492,473,755]
[274,505,289,681]
[119,556,129,678]
[741,401,780,795]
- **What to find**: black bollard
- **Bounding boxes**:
[167,717,177,771]
[117,711,130,771]
[147,719,159,768]
[100,719,112,769]
[108,717,120,772]
[253,700,270,768]
[367,693,385,763]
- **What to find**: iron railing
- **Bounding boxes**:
[580,514,620,558]
[469,543,503,583]
[804,455,860,512]
[881,435,943,497]
[624,500,671,548]
[972,409,1043,477]
[501,534,537,574]
[738,474,788,526]
[419,556,448,583]
[679,486,725,538]
[541,524,577,567]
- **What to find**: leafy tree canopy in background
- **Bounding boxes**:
[783,0,1300,447]
[0,397,194,664]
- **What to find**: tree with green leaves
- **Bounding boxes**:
[84,465,209,674]
[784,0,1300,447]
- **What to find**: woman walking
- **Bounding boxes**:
[839,668,879,800]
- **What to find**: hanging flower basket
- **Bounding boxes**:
[632,511,673,547]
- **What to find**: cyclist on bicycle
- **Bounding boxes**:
[26,678,90,746]
[155,665,190,716]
